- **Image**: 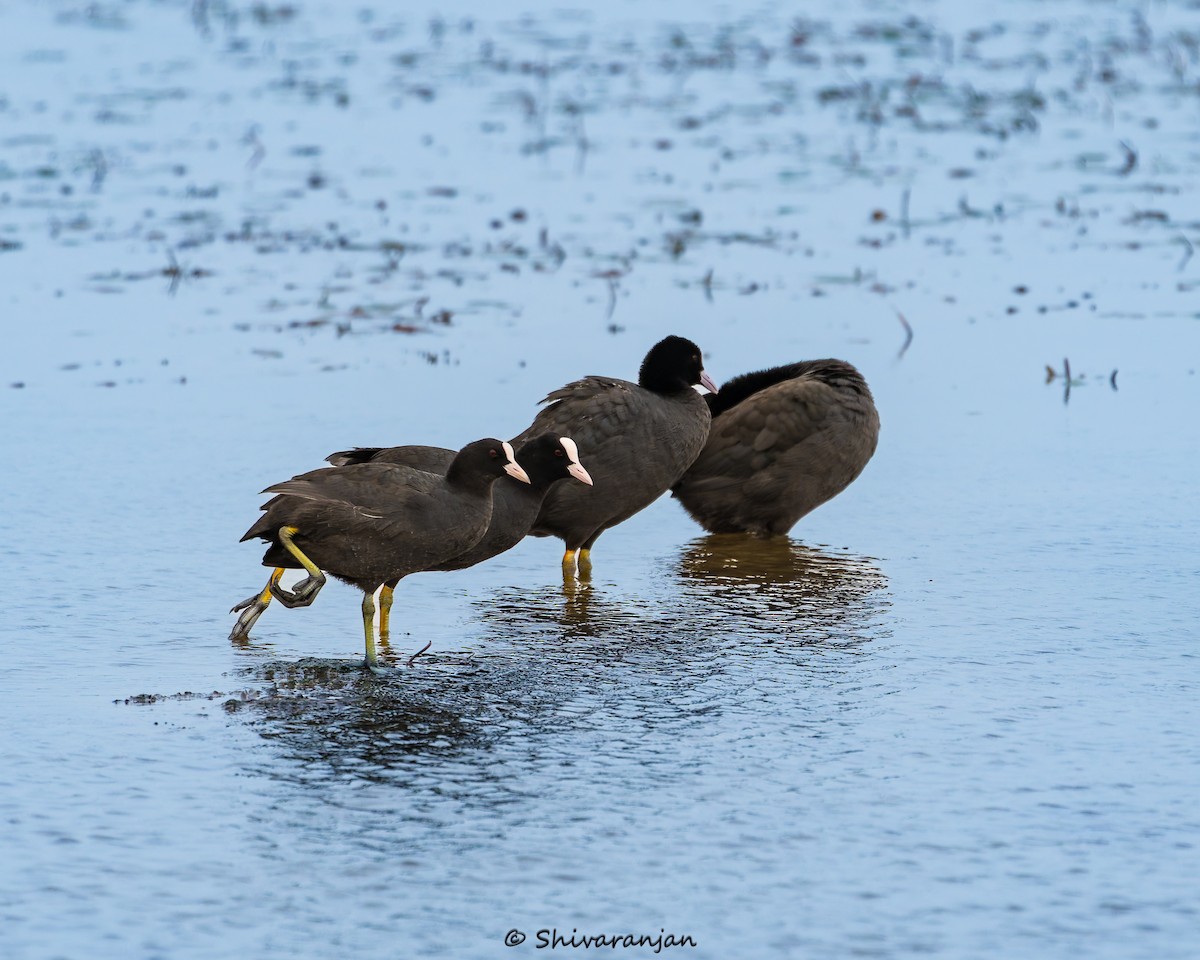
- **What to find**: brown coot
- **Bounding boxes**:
[511,335,717,576]
[671,359,879,538]
[231,438,529,671]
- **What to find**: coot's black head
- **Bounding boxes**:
[449,438,531,485]
[515,434,594,487]
[638,336,719,396]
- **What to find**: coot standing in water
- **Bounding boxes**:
[231,436,593,642]
[671,360,879,538]
[326,434,593,572]
[231,438,529,671]
[511,335,717,576]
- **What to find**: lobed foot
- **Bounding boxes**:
[229,593,269,641]
[269,572,325,608]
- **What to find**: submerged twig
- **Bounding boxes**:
[243,124,266,170]
[164,249,183,295]
[895,309,914,359]
[406,641,432,667]
[1117,140,1138,177]
[1046,358,1104,402]
[594,269,624,320]
[574,109,589,176]
[1178,234,1194,273]
[87,148,108,191]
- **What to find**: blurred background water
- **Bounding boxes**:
[1,0,1198,957]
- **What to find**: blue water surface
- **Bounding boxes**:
[1,1,1198,958]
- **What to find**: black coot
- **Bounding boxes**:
[325,434,593,570]
[671,360,879,538]
[511,335,717,575]
[231,438,529,670]
[231,437,591,642]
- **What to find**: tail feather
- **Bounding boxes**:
[325,447,384,467]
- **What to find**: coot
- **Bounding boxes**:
[326,434,593,571]
[671,359,879,537]
[511,335,717,575]
[231,438,529,670]
[232,436,591,643]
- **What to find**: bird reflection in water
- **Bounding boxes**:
[229,655,522,780]
[475,535,887,660]
[227,538,887,784]
[675,534,888,647]
[475,577,649,650]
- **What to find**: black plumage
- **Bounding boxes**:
[672,360,879,538]
[324,434,592,571]
[234,438,529,669]
[510,335,717,574]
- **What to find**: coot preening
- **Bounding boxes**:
[671,359,879,538]
[511,335,717,576]
[326,434,593,572]
[230,438,530,671]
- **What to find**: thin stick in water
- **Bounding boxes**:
[407,640,432,667]
[896,309,914,359]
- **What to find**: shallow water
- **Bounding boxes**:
[2,1,1199,957]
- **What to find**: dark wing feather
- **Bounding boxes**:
[261,463,445,511]
[513,376,711,549]
[325,444,456,471]
[674,365,879,536]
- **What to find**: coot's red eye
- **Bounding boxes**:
[489,449,499,459]
[555,449,564,457]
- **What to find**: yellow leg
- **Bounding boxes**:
[229,568,284,640]
[379,584,394,643]
[577,549,593,577]
[268,526,327,608]
[362,591,380,671]
[562,549,577,578]
[281,527,321,577]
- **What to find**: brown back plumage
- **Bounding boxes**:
[672,360,879,537]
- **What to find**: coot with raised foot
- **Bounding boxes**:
[230,438,530,671]
[326,434,593,572]
[232,436,591,641]
[671,359,879,538]
[511,335,718,576]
